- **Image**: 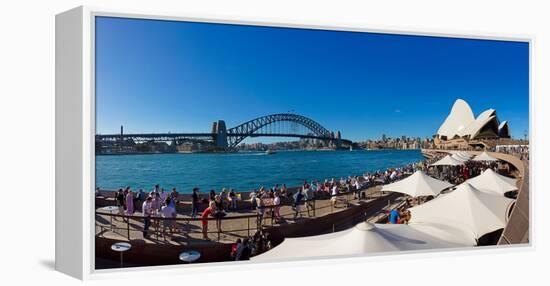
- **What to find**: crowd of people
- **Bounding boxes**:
[427,152,502,185]
[494,145,529,161]
[97,155,476,255]
[139,185,180,239]
[229,231,273,261]
[96,159,433,240]
[95,147,527,262]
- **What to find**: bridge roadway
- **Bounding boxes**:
[96,132,352,145]
[96,113,354,148]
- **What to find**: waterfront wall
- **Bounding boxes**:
[95,237,232,269]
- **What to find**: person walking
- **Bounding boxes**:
[125,189,135,215]
[293,189,304,219]
[142,196,153,238]
[191,187,200,218]
[229,188,237,210]
[160,197,176,239]
[115,189,125,220]
[273,192,282,222]
[304,185,315,217]
[213,195,226,233]
[256,195,265,227]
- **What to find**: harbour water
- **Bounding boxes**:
[96,149,423,193]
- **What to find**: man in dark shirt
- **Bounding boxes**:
[115,189,125,217]
[191,187,200,218]
[236,238,252,260]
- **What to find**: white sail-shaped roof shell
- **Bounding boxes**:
[436,100,503,140]
[498,120,511,138]
[437,99,475,138]
[462,109,499,139]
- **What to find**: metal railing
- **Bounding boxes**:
[95,188,386,243]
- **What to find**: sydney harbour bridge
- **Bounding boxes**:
[95,113,353,150]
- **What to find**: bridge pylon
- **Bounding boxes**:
[212,120,228,148]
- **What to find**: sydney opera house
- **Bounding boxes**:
[434,99,511,149]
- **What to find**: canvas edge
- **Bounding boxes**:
[55,5,85,280]
[53,5,534,280]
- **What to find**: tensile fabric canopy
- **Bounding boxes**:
[252,221,473,261]
[381,170,453,197]
[472,152,499,162]
[466,168,518,195]
[409,182,514,241]
[430,155,464,166]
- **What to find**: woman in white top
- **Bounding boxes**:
[273,192,281,222]
[330,184,339,207]
[160,198,175,238]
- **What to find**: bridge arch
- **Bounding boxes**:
[226,113,334,148]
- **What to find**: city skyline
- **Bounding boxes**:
[95,16,529,141]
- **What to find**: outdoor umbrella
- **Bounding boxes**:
[451,154,469,162]
[430,155,464,166]
[466,168,518,195]
[457,151,473,158]
[409,182,514,241]
[252,221,472,261]
[381,170,453,197]
[472,152,499,162]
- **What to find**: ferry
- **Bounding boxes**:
[265,149,276,155]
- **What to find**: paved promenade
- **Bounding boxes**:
[96,186,395,245]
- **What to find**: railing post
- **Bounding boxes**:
[186,219,190,241]
[127,217,130,239]
[247,216,250,237]
[313,199,316,217]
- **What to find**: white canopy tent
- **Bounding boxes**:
[451,151,472,160]
[381,170,453,197]
[472,152,499,162]
[252,222,473,261]
[466,168,518,195]
[409,183,514,240]
[430,155,464,166]
[451,154,469,162]
[458,151,472,158]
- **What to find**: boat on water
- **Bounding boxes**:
[265,149,276,155]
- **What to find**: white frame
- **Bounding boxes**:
[55,6,533,280]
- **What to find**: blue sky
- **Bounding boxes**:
[95,17,529,141]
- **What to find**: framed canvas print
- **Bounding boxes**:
[55,6,531,280]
